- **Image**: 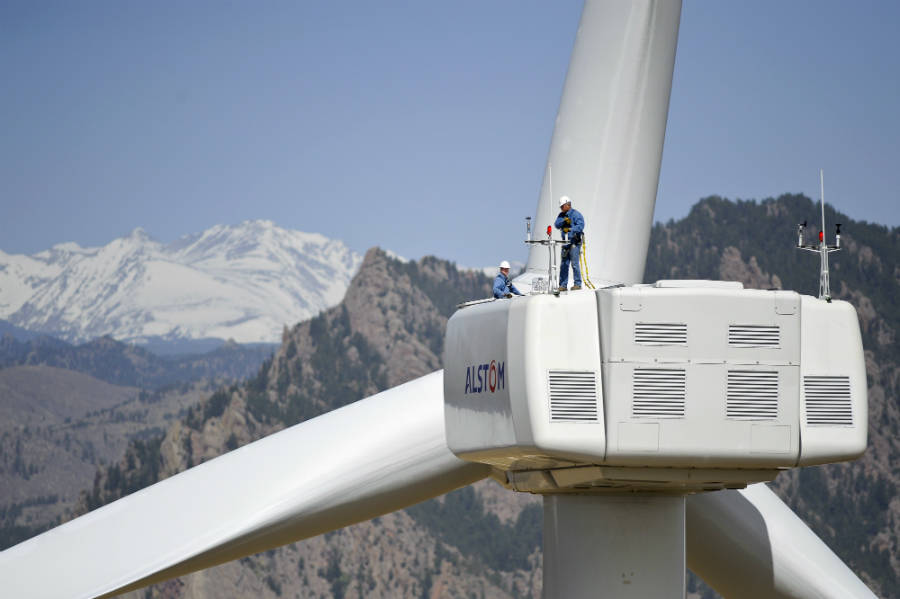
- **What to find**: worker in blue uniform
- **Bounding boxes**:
[493,261,523,298]
[554,196,584,291]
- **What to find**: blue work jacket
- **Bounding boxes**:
[554,208,585,243]
[493,273,523,298]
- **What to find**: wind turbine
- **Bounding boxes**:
[0,2,876,598]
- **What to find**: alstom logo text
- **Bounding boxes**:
[464,360,505,394]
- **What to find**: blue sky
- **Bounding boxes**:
[2,1,898,267]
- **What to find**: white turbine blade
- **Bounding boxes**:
[686,483,875,598]
[525,0,681,285]
[0,371,488,599]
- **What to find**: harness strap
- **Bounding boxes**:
[579,234,596,289]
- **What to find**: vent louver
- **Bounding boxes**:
[634,322,687,345]
[726,370,778,419]
[548,370,598,422]
[804,376,852,426]
[632,369,685,418]
[728,324,780,348]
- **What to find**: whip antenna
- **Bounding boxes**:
[548,163,554,227]
[795,169,841,301]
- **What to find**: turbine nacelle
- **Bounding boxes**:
[444,281,867,494]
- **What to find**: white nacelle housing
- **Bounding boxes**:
[443,282,867,492]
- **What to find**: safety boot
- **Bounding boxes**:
[570,285,582,291]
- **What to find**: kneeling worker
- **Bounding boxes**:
[554,195,584,291]
[493,261,523,299]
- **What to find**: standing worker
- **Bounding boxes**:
[554,196,585,291]
[493,261,523,298]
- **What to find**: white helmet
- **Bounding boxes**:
[559,195,571,207]
[499,260,511,269]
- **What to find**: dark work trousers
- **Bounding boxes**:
[559,243,582,288]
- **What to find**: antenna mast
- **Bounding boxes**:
[796,169,842,302]
[819,170,830,300]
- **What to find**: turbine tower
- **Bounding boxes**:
[0,2,875,598]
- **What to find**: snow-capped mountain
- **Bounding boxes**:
[0,221,362,344]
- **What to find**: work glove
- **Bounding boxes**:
[564,217,571,226]
[563,227,570,234]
